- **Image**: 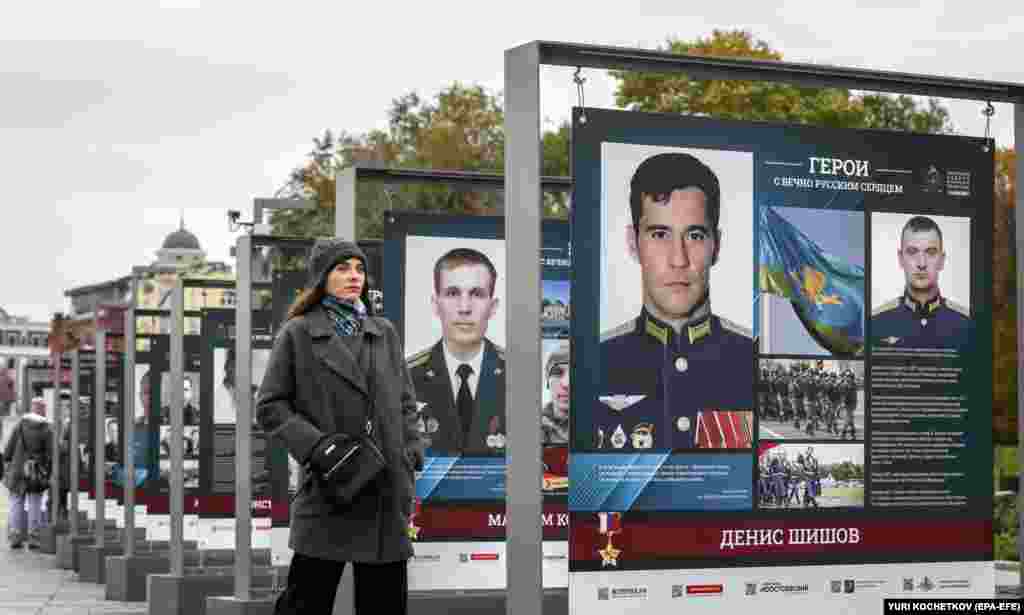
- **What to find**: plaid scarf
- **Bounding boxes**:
[321,294,367,337]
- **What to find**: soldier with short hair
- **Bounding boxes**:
[408,248,506,455]
[872,216,970,349]
[541,341,570,445]
[592,152,753,451]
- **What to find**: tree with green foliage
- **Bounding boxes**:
[612,29,952,133]
[270,84,570,240]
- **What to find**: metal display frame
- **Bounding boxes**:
[330,165,571,614]
[49,351,63,532]
[94,327,107,549]
[70,350,80,538]
[503,40,1024,614]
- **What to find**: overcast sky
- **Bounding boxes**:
[1,1,1019,323]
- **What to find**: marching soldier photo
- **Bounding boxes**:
[757,358,864,440]
[407,248,506,455]
[592,151,754,451]
[758,443,864,509]
[871,214,971,350]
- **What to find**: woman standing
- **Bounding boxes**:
[258,239,425,615]
[4,401,53,549]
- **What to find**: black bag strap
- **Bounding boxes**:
[362,329,380,444]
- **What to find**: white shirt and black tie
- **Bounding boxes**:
[443,341,484,443]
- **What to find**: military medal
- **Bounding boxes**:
[415,416,426,434]
[676,416,691,432]
[610,425,627,449]
[407,497,422,540]
[487,416,506,450]
[425,417,440,434]
[597,512,623,567]
[631,423,654,449]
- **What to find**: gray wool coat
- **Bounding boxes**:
[256,306,426,563]
[3,413,53,495]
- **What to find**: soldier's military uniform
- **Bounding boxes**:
[826,374,842,434]
[757,367,772,420]
[839,371,858,440]
[871,293,971,350]
[541,402,569,444]
[790,366,805,427]
[591,306,753,451]
[407,338,506,455]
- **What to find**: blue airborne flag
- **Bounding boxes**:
[759,206,864,356]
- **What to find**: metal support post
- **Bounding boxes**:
[123,279,137,556]
[15,357,24,415]
[70,351,80,537]
[335,167,356,240]
[95,329,107,548]
[235,233,253,600]
[51,352,62,521]
[1014,102,1023,593]
[504,41,544,615]
[170,278,185,576]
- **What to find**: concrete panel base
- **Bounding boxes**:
[205,595,277,615]
[39,519,73,554]
[56,534,95,570]
[406,588,568,615]
[78,544,125,583]
[106,554,172,602]
[148,574,235,615]
[148,570,278,615]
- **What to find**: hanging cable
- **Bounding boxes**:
[574,67,587,124]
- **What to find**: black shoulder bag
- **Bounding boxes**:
[308,334,386,508]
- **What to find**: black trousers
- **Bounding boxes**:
[275,552,408,615]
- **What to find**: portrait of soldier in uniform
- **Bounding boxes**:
[871,215,970,350]
[407,248,506,455]
[593,151,754,451]
[541,340,570,445]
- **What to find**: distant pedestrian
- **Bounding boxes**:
[3,402,53,549]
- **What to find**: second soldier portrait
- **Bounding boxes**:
[591,143,755,452]
[870,212,972,351]
[403,237,507,456]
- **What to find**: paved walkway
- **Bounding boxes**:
[0,488,145,615]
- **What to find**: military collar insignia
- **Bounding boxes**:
[903,291,942,316]
[599,395,646,412]
[687,317,712,344]
[644,317,668,345]
[641,298,713,346]
[425,369,436,379]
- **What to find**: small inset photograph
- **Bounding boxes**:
[870,212,971,351]
[757,442,864,509]
[759,206,865,357]
[757,358,864,440]
[541,279,571,339]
